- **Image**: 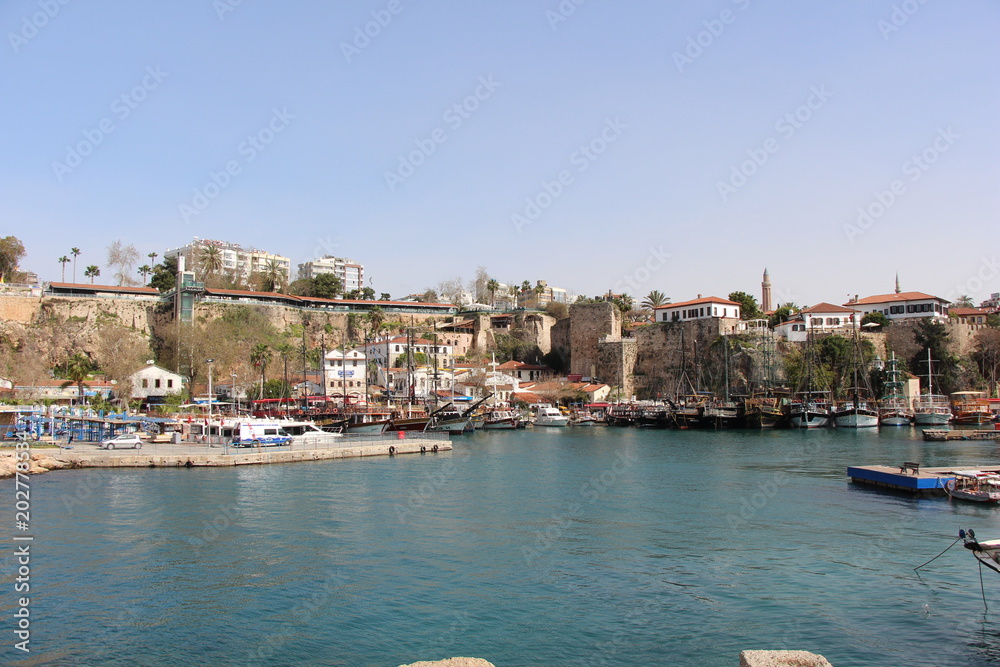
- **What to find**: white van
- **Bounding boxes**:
[231,421,292,447]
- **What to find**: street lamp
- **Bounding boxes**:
[231,372,238,414]
[206,359,215,444]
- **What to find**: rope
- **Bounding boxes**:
[914,536,962,571]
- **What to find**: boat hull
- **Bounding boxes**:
[833,411,879,428]
[913,411,951,426]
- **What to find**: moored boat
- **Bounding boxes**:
[788,393,832,429]
[833,400,879,428]
[879,353,913,426]
[534,406,569,427]
[946,471,1000,503]
[951,391,993,426]
[961,529,1000,575]
[483,408,520,430]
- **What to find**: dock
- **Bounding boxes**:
[847,464,1000,495]
[3,433,452,476]
[922,428,1000,441]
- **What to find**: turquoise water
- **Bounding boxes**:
[5,427,1000,666]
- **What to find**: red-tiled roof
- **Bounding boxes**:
[802,302,856,314]
[49,282,160,295]
[653,296,739,310]
[846,291,946,306]
[951,307,989,316]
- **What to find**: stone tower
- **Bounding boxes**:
[761,268,772,313]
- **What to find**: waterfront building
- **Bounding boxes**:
[497,360,556,383]
[165,237,292,287]
[951,307,992,326]
[520,280,569,309]
[773,302,857,342]
[843,290,950,322]
[128,363,185,402]
[653,295,742,323]
[980,293,1000,310]
[363,336,454,371]
[297,256,364,293]
[324,349,367,396]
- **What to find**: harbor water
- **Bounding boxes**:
[6,427,1000,666]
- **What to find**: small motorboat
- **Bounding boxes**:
[945,471,1000,503]
[961,529,1000,575]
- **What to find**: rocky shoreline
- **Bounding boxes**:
[0,450,73,477]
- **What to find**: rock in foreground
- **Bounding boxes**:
[399,659,495,667]
[740,649,833,666]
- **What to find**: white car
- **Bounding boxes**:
[99,434,143,450]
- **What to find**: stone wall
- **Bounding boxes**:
[597,337,638,399]
[569,303,620,377]
[0,294,41,324]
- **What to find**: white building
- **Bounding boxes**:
[127,364,185,400]
[844,291,950,322]
[297,256,364,293]
[774,302,857,342]
[364,336,454,370]
[324,349,367,395]
[653,296,741,323]
[165,237,291,286]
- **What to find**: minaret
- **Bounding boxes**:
[761,268,772,313]
[894,273,901,294]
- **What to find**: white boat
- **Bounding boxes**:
[833,400,879,428]
[879,353,913,426]
[570,409,598,426]
[913,349,952,425]
[961,529,1000,575]
[945,471,1000,503]
[280,420,344,446]
[534,406,569,427]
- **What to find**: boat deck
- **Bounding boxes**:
[847,464,1000,495]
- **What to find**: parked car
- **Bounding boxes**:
[99,434,143,450]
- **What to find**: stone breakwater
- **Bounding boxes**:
[0,439,451,477]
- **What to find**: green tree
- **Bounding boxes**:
[728,291,762,320]
[149,256,177,292]
[545,301,568,319]
[641,290,669,311]
[861,312,890,328]
[199,245,223,279]
[61,352,94,405]
[379,292,391,301]
[84,265,100,284]
[314,273,342,299]
[250,344,272,400]
[768,303,799,327]
[954,295,975,308]
[58,255,70,282]
[260,260,285,293]
[486,279,500,307]
[0,236,27,282]
[137,264,152,284]
[70,247,81,283]
[361,286,375,300]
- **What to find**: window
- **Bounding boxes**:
[713,307,718,316]
[142,379,148,388]
[155,379,161,388]
[833,318,840,325]
[167,379,173,388]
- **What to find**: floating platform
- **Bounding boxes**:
[922,428,1000,441]
[847,464,1000,495]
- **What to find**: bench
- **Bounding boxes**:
[900,461,920,475]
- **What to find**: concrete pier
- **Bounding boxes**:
[2,434,452,475]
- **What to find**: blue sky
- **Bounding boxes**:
[2,0,998,307]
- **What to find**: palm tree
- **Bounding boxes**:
[275,342,295,405]
[366,305,385,334]
[641,290,669,311]
[84,265,100,284]
[507,284,518,310]
[58,256,70,282]
[486,279,500,308]
[71,247,81,283]
[263,260,285,292]
[62,352,93,405]
[199,246,223,279]
[250,344,272,400]
[148,251,158,266]
[137,265,152,283]
[955,295,975,308]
